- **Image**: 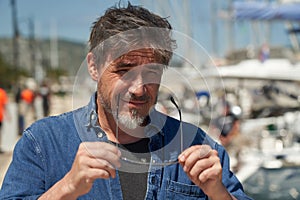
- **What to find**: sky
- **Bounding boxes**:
[0,0,292,58]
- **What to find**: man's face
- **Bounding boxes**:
[97,49,164,129]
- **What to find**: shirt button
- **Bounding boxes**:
[96,132,103,138]
[151,176,156,184]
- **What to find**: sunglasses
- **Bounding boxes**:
[115,94,183,166]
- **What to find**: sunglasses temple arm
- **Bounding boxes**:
[169,96,183,153]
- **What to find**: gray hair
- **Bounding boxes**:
[89,2,176,66]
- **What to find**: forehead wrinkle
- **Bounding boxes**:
[123,49,156,60]
[114,51,157,67]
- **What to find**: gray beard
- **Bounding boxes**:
[98,92,145,130]
[118,109,145,130]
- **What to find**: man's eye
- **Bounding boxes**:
[117,70,128,75]
[146,69,161,76]
[143,70,161,83]
[145,71,158,76]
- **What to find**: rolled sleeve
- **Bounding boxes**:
[215,143,253,200]
[0,130,45,199]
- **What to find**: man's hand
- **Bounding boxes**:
[178,145,234,200]
[39,142,121,200]
[64,142,121,197]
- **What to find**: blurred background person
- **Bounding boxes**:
[0,87,8,153]
[39,81,51,117]
[19,85,36,132]
[211,101,251,173]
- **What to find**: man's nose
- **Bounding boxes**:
[128,72,146,96]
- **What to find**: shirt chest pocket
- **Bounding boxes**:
[165,180,207,200]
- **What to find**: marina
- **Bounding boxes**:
[1,0,300,199]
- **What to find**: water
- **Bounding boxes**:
[244,167,300,200]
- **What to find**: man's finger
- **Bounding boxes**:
[188,155,219,178]
[178,145,212,162]
[80,142,121,167]
[198,161,222,183]
[82,142,121,157]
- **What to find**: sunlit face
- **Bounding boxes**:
[97,49,164,129]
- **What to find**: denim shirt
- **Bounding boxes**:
[0,94,252,200]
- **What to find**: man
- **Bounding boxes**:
[0,87,8,153]
[39,81,51,117]
[0,3,252,200]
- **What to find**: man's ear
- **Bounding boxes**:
[87,52,99,81]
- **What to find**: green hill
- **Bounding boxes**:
[0,37,88,77]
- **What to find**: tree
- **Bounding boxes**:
[0,53,28,90]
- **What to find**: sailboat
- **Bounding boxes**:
[201,1,300,199]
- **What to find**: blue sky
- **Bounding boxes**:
[0,0,291,57]
[0,0,122,42]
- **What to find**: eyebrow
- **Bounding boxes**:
[114,59,137,69]
[112,56,164,71]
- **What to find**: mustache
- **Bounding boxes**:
[121,93,150,102]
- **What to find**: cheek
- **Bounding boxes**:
[147,84,160,100]
[99,74,119,91]
[114,79,131,96]
[98,77,114,103]
[99,76,130,105]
